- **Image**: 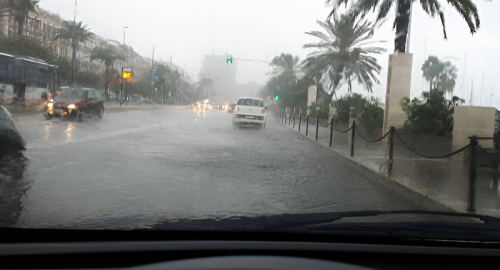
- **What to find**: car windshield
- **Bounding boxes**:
[57,88,86,99]
[0,0,499,242]
[237,99,264,107]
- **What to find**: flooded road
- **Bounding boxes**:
[3,109,426,229]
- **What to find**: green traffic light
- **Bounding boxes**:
[275,95,279,100]
[227,58,232,64]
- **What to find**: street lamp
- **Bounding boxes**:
[123,26,128,54]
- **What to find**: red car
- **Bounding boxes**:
[45,87,105,121]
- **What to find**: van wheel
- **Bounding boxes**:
[44,113,53,120]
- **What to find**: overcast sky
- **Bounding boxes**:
[38,0,499,107]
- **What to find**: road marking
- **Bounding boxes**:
[26,121,185,149]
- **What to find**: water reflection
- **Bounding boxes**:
[44,122,52,138]
[0,151,29,227]
[65,123,75,139]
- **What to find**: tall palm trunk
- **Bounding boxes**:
[104,65,110,101]
[16,17,25,35]
[394,0,412,52]
[325,65,345,104]
[71,39,77,86]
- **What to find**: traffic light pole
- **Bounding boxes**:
[229,58,278,73]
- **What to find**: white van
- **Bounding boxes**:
[232,97,266,129]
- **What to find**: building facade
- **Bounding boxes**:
[201,54,237,102]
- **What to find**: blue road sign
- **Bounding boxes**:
[154,74,160,80]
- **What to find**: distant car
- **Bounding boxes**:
[45,87,104,121]
[228,103,236,113]
[233,97,266,129]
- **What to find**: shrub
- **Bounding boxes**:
[399,89,464,136]
[359,102,384,131]
[307,102,330,119]
[332,94,384,130]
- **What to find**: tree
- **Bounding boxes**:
[259,53,314,112]
[327,0,481,52]
[7,0,39,35]
[197,77,214,99]
[89,46,125,101]
[421,56,457,95]
[54,20,94,85]
[0,35,55,62]
[302,13,386,104]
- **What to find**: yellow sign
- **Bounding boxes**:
[122,72,132,79]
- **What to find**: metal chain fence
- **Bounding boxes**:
[274,113,489,212]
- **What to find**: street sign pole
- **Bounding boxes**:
[120,67,123,107]
[161,86,163,110]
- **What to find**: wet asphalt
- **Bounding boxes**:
[4,109,426,229]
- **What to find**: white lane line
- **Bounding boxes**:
[26,120,185,149]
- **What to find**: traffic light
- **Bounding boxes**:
[227,55,232,64]
[275,94,279,100]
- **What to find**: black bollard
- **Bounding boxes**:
[350,120,356,157]
[467,136,478,212]
[388,127,395,175]
[315,115,319,140]
[306,115,309,135]
[329,118,333,147]
[299,114,301,132]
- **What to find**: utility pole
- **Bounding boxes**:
[469,78,473,105]
[74,0,77,22]
[480,70,485,106]
[462,53,466,99]
[151,45,156,101]
[152,45,156,67]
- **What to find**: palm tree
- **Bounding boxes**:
[421,56,443,91]
[270,53,303,80]
[7,0,39,35]
[327,0,481,52]
[437,61,457,95]
[89,46,125,101]
[54,20,94,85]
[421,56,457,95]
[302,13,386,104]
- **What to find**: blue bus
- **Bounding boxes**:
[0,52,58,104]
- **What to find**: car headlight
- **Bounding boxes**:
[67,104,76,109]
[47,103,53,108]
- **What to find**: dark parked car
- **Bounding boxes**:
[45,87,104,121]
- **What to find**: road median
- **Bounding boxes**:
[2,105,160,115]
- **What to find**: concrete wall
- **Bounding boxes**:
[453,106,495,152]
[383,53,413,135]
[329,106,337,122]
[307,85,317,115]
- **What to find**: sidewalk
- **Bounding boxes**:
[277,116,500,217]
